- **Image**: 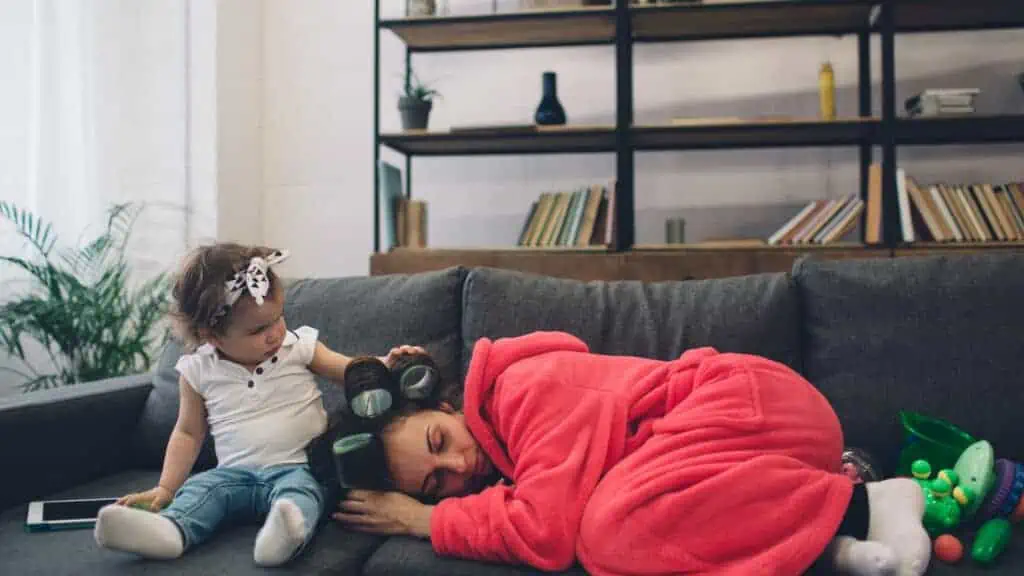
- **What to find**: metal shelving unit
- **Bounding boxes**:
[372,0,1024,253]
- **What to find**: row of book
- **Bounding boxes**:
[768,195,864,246]
[517,183,617,248]
[896,172,1024,243]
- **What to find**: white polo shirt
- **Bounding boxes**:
[175,325,329,469]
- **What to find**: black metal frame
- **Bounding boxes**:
[372,0,1024,254]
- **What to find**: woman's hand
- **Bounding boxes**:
[116,485,174,512]
[333,489,433,538]
[378,345,427,368]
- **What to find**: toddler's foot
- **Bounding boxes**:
[253,499,307,566]
[831,535,898,576]
[865,478,931,576]
[94,504,184,560]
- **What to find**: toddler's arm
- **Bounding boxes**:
[310,343,426,383]
[118,376,208,510]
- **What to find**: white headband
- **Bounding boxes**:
[212,249,289,325]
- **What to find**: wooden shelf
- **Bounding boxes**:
[633,118,876,150]
[895,115,1024,146]
[370,245,889,282]
[890,0,1024,33]
[633,242,872,251]
[632,0,874,42]
[380,126,616,156]
[380,7,615,52]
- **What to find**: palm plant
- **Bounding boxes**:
[0,202,170,393]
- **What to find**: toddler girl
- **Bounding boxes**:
[94,243,420,566]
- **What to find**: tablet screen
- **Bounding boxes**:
[42,499,118,521]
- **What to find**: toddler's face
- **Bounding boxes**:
[211,288,287,367]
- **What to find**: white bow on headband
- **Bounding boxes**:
[224,249,290,307]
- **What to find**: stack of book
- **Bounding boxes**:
[516,183,616,248]
[379,161,428,250]
[894,171,1024,244]
[904,89,979,118]
[768,195,865,246]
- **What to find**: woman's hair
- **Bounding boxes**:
[169,242,282,349]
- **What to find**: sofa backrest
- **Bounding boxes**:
[795,253,1024,474]
[133,267,467,469]
[459,266,803,403]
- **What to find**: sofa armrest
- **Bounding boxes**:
[0,374,153,512]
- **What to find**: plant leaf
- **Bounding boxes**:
[0,201,56,257]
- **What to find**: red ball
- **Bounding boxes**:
[934,534,964,564]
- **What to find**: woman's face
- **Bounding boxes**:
[381,404,496,500]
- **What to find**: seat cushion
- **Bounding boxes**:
[460,267,802,389]
[795,253,1024,474]
[362,537,589,576]
[362,530,1022,576]
[0,470,384,576]
[133,267,467,468]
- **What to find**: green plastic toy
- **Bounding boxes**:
[953,440,996,517]
[898,411,978,476]
[973,518,1012,565]
[911,460,970,536]
[911,437,1017,567]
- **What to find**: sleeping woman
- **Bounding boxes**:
[331,331,931,576]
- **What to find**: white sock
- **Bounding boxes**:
[94,504,184,560]
[865,478,932,576]
[253,499,307,567]
[831,535,898,576]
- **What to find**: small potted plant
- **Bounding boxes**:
[399,70,440,131]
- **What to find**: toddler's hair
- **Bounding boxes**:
[170,242,282,348]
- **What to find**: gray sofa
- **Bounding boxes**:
[2,253,1022,576]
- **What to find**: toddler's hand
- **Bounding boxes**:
[378,345,427,368]
[117,485,173,512]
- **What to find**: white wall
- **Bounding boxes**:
[215,0,266,247]
[261,0,375,279]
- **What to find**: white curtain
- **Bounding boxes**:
[0,0,193,282]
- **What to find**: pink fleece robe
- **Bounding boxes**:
[430,331,853,575]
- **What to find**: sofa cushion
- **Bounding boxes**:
[0,469,384,575]
[363,530,1022,576]
[362,538,589,576]
[134,267,467,468]
[795,253,1024,474]
[460,267,802,387]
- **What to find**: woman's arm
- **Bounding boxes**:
[333,490,434,538]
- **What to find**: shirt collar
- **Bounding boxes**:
[196,329,299,359]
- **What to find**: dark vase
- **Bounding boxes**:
[534,71,567,126]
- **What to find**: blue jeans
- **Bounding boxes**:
[160,464,324,553]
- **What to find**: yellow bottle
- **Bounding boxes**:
[819,62,836,121]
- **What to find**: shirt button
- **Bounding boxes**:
[248,380,255,388]
[256,367,264,375]
[271,356,278,363]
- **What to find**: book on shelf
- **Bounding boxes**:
[895,169,1024,244]
[768,194,865,246]
[378,161,428,249]
[516,182,615,248]
[378,161,405,251]
[904,89,980,118]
